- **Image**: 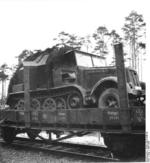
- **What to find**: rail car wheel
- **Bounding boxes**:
[102,133,145,158]
[31,98,41,110]
[98,88,119,108]
[15,99,25,110]
[27,129,40,140]
[56,97,66,109]
[1,127,16,144]
[42,98,56,110]
[67,91,83,109]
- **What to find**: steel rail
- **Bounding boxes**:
[0,137,119,162]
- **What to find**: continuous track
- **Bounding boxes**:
[0,137,119,162]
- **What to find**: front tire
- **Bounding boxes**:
[98,88,120,156]
[98,88,119,108]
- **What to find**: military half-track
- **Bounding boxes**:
[7,46,144,112]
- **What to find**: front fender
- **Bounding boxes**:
[91,76,141,99]
[91,76,118,96]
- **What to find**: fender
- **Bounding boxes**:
[90,76,137,99]
[91,76,118,97]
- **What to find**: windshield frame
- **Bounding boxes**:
[74,51,105,67]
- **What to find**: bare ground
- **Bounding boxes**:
[0,132,103,163]
[0,144,96,163]
[0,132,145,162]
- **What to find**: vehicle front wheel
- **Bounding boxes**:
[98,88,119,108]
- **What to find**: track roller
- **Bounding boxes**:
[67,90,83,109]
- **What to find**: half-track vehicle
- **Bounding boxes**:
[7,46,144,111]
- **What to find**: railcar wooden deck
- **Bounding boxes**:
[0,106,145,134]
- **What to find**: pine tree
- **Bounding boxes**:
[122,11,146,75]
[109,30,122,65]
[92,26,110,57]
[53,31,83,49]
[109,30,122,44]
[79,35,92,52]
[17,50,33,65]
[0,64,9,108]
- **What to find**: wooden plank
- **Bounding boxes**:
[114,43,131,132]
[24,66,31,127]
[0,107,144,132]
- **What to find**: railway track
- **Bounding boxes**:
[0,137,119,162]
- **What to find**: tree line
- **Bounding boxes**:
[0,10,146,82]
[52,11,146,73]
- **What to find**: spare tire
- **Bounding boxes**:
[98,88,119,108]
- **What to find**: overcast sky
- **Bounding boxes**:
[0,0,148,66]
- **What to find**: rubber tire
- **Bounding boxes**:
[98,88,119,108]
[1,127,16,144]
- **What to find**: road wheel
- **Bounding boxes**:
[31,98,41,110]
[15,99,24,110]
[98,88,119,108]
[67,91,83,109]
[42,98,56,110]
[1,127,16,144]
[56,97,67,109]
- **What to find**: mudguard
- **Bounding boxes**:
[91,76,118,96]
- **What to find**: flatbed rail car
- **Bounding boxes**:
[0,105,145,157]
[0,43,145,157]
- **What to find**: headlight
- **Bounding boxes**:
[135,86,142,90]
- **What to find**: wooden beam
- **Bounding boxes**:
[24,66,31,128]
[114,43,131,132]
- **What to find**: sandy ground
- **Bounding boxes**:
[0,132,105,163]
[0,132,145,162]
[0,145,94,163]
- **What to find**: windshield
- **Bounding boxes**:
[75,52,93,67]
[75,52,105,67]
[92,57,105,67]
[129,69,140,86]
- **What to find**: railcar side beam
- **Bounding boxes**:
[0,107,145,134]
